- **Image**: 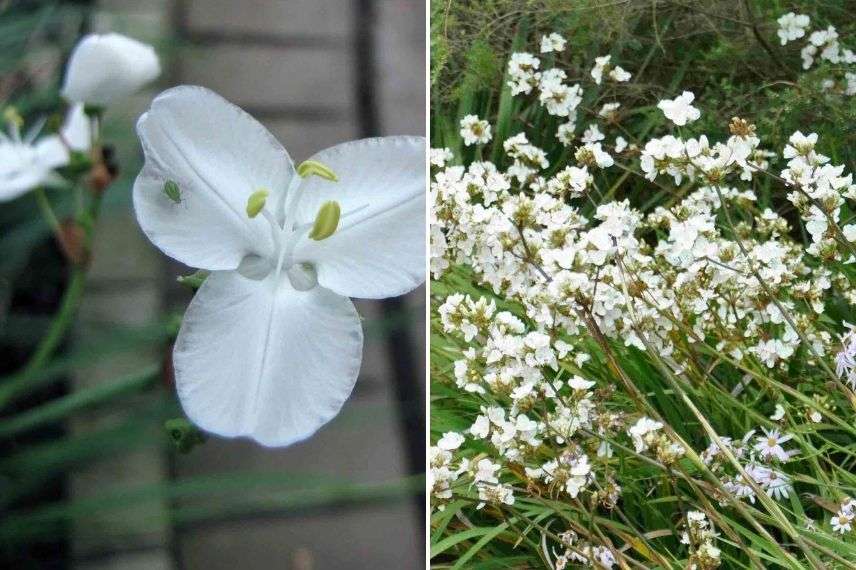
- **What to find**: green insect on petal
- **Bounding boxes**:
[163,180,182,203]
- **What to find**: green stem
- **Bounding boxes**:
[17,116,108,377]
[33,187,61,234]
[20,267,87,376]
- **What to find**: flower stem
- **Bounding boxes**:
[33,187,61,235]
[19,114,107,376]
[20,267,87,375]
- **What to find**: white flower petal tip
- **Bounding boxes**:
[173,271,364,447]
[294,135,427,299]
[61,33,160,107]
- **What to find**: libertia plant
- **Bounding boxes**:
[430,4,855,569]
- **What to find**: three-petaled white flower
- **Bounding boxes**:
[62,33,160,107]
[133,86,425,446]
[657,90,701,126]
[0,105,90,202]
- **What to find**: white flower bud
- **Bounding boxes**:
[61,33,160,107]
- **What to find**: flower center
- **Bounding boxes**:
[240,160,367,290]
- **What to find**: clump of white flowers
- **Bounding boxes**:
[682,511,722,569]
[777,12,811,46]
[540,32,567,53]
[432,22,856,568]
[775,13,856,95]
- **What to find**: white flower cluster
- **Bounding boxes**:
[627,416,685,464]
[429,429,516,511]
[553,530,617,569]
[831,497,856,534]
[834,324,856,389]
[506,40,631,145]
[777,12,811,46]
[777,13,855,95]
[433,119,847,379]
[432,29,856,565]
[681,511,722,570]
[428,438,467,511]
[540,32,567,54]
[701,427,797,504]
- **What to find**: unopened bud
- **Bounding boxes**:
[164,418,207,453]
[3,107,23,129]
[246,188,269,218]
[308,200,341,241]
[297,159,338,182]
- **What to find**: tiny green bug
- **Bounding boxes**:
[163,180,183,205]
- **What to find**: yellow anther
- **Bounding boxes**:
[297,159,338,182]
[308,200,341,241]
[246,188,269,218]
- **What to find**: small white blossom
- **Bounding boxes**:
[657,91,701,126]
[540,32,567,53]
[460,115,492,146]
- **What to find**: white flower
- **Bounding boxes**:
[0,105,90,202]
[753,428,796,462]
[831,513,853,534]
[133,87,424,446]
[770,404,785,421]
[557,121,576,146]
[567,375,595,391]
[628,417,663,452]
[750,338,794,368]
[61,33,160,106]
[460,115,492,146]
[657,91,701,126]
[540,33,567,53]
[590,55,611,85]
[777,13,810,46]
[437,431,465,450]
[430,147,454,168]
[609,65,632,82]
[599,102,620,118]
[474,458,501,483]
[470,414,490,438]
[582,124,605,144]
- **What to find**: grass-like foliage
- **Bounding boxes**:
[430,1,856,568]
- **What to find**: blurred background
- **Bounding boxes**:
[0,1,425,568]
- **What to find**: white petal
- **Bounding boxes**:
[61,104,91,152]
[173,271,363,447]
[0,141,63,202]
[61,33,160,106]
[133,86,294,270]
[293,136,425,299]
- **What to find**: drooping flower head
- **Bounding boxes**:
[133,86,425,446]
